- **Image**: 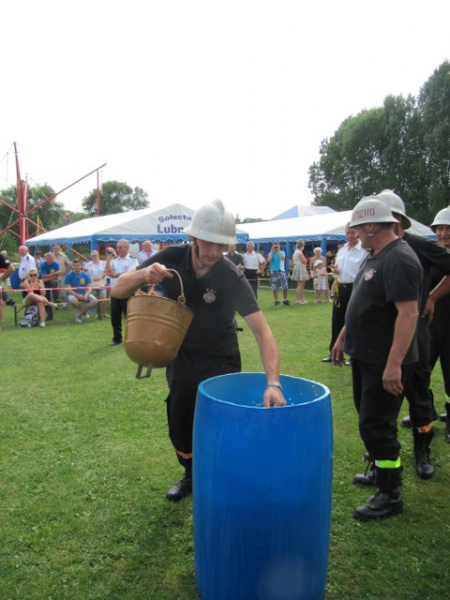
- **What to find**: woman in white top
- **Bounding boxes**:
[290,240,309,304]
[87,250,108,317]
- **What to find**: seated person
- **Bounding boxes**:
[87,250,108,317]
[64,258,98,323]
[20,268,57,327]
[40,251,61,321]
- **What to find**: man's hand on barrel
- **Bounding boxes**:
[264,384,287,407]
[144,263,174,285]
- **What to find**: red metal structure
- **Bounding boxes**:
[0,142,106,245]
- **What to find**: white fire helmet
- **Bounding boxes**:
[183,199,237,245]
[430,206,450,231]
[376,189,412,230]
[350,196,398,228]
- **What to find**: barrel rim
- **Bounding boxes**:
[197,372,330,409]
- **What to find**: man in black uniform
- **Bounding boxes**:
[332,197,422,521]
[112,199,286,501]
[377,190,450,479]
[428,206,450,442]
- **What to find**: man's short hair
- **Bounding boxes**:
[72,258,81,263]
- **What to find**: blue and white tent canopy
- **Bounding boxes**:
[240,210,434,243]
[25,203,249,248]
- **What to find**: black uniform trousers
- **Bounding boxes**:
[329,283,353,352]
[352,359,414,461]
[404,317,437,426]
[165,343,241,468]
[110,296,129,343]
[429,301,450,398]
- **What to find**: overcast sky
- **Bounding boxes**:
[1,0,449,221]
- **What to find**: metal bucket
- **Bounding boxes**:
[124,270,194,379]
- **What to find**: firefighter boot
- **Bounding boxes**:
[166,460,193,502]
[354,466,403,521]
[353,453,376,486]
[413,428,435,480]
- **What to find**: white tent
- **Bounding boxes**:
[240,210,435,243]
[270,205,336,220]
[25,203,249,249]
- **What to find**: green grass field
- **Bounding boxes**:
[1,286,449,600]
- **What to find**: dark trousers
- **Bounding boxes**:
[165,343,241,461]
[44,281,58,319]
[244,269,258,298]
[404,318,436,426]
[352,359,414,461]
[429,301,450,398]
[329,283,353,352]
[110,296,129,343]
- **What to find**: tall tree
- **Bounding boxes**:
[309,62,450,224]
[82,181,150,216]
[309,107,389,210]
[418,60,450,217]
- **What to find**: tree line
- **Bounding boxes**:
[309,61,450,225]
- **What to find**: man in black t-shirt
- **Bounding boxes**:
[224,244,244,269]
[112,200,286,502]
[332,197,422,521]
[377,190,450,479]
[428,206,450,442]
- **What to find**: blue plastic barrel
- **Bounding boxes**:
[193,373,333,600]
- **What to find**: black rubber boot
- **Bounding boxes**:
[401,415,412,428]
[353,454,376,486]
[354,466,403,521]
[413,429,435,480]
[165,473,193,501]
[166,459,193,502]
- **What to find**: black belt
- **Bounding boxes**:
[339,283,353,288]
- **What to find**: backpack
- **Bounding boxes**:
[19,305,40,328]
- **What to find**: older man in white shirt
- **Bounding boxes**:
[242,241,266,298]
[18,246,36,282]
[138,240,154,264]
[322,224,368,363]
[106,239,138,346]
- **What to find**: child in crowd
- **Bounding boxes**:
[313,259,328,303]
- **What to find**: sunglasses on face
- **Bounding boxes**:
[29,273,38,277]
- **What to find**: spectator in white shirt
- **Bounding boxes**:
[322,224,368,363]
[18,246,36,282]
[106,239,138,345]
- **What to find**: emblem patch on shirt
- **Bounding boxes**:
[203,289,217,304]
[364,269,376,281]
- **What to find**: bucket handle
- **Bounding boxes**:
[147,268,187,305]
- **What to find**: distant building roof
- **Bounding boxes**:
[270,205,336,220]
